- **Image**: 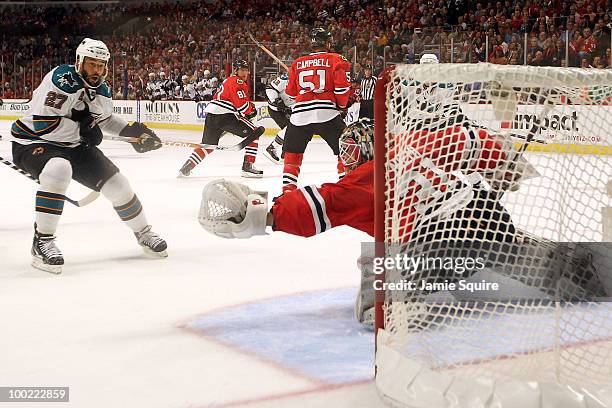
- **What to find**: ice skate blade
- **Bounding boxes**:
[241,171,264,179]
[31,257,62,274]
[262,148,281,165]
[176,172,190,179]
[141,246,168,258]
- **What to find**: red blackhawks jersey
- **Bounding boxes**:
[285,51,351,126]
[271,126,507,239]
[205,75,255,116]
[272,160,375,237]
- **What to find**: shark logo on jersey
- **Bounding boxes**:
[58,72,78,88]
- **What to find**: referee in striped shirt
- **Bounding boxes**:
[359,65,377,120]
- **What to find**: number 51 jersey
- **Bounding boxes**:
[285,52,351,126]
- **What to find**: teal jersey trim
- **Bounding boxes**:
[96,82,112,98]
[51,65,85,94]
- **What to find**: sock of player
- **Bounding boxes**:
[337,156,346,180]
[282,152,303,193]
[183,147,213,171]
[272,128,286,148]
[35,158,72,235]
[100,173,148,232]
[244,140,259,163]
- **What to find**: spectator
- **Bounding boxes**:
[581,57,590,68]
[3,1,611,99]
[491,46,508,64]
[580,27,598,60]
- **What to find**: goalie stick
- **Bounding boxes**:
[490,98,555,200]
[247,32,289,71]
[0,155,100,207]
[105,131,260,151]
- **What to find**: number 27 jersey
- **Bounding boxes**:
[285,52,351,126]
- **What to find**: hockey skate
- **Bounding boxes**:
[241,161,263,178]
[135,225,168,257]
[31,228,64,274]
[177,162,193,178]
[263,144,281,164]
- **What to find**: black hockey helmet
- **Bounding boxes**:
[310,27,332,48]
[234,59,249,71]
[339,118,374,169]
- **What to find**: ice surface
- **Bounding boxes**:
[0,123,381,408]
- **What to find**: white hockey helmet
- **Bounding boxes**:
[149,72,156,79]
[159,71,166,78]
[75,38,110,87]
[419,53,439,64]
[203,69,211,77]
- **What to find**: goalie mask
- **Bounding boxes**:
[339,118,374,170]
[75,38,110,88]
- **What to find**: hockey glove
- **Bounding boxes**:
[339,107,349,119]
[245,104,257,120]
[71,104,103,147]
[198,179,268,239]
[119,122,162,153]
[279,104,292,116]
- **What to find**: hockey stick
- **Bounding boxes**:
[0,156,100,207]
[105,131,260,151]
[247,32,289,71]
[0,98,32,106]
[491,100,555,199]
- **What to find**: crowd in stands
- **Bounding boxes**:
[2,0,611,100]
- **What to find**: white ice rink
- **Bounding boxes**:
[2,120,610,408]
[0,122,383,408]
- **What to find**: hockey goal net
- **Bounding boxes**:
[373,64,612,408]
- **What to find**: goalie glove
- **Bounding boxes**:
[119,122,162,153]
[198,179,268,239]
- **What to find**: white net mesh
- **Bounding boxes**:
[377,64,612,408]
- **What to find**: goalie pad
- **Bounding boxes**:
[198,179,268,239]
[355,246,376,327]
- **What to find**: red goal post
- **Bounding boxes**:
[373,67,393,339]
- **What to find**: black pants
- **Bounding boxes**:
[283,115,345,155]
[268,108,290,129]
[359,100,374,120]
[12,142,119,191]
[202,112,260,145]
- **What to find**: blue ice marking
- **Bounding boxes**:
[186,288,374,384]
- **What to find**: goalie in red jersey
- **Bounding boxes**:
[197,118,535,241]
[178,60,265,178]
